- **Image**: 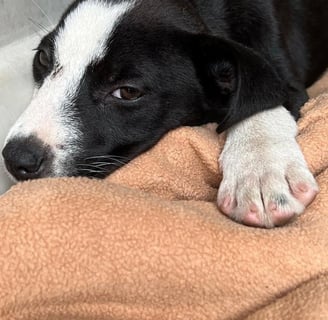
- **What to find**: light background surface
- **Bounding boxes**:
[0,0,72,46]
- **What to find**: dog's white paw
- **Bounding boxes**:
[217,107,319,228]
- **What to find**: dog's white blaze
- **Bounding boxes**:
[55,0,134,97]
[6,0,135,175]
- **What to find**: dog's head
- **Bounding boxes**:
[2,0,285,181]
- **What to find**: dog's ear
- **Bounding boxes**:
[185,34,287,132]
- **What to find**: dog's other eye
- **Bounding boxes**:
[36,49,50,68]
[111,87,143,101]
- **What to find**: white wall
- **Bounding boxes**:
[0,0,72,46]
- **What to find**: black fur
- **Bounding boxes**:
[10,0,328,179]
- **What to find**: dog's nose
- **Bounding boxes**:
[2,137,50,181]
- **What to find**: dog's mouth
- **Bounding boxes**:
[2,147,130,182]
[1,135,145,181]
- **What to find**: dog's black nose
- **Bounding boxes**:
[2,137,51,181]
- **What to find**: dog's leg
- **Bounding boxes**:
[217,106,318,228]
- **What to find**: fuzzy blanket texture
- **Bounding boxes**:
[0,74,327,319]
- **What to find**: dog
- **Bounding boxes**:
[2,0,327,228]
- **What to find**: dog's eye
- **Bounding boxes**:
[36,50,50,68]
[111,87,142,101]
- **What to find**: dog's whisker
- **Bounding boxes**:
[28,17,49,32]
[83,157,130,166]
[28,26,43,38]
[28,17,49,35]
[31,0,54,26]
[76,162,121,169]
[76,164,106,169]
[86,155,129,159]
[93,158,128,165]
[95,160,127,167]
[77,168,108,173]
[110,159,128,166]
[85,155,130,161]
[91,161,127,167]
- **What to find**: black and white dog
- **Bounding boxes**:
[2,0,327,228]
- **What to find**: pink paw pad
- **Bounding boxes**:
[242,204,264,227]
[269,202,295,226]
[219,196,235,215]
[291,183,318,207]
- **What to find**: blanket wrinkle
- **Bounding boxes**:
[0,74,327,319]
[245,272,328,320]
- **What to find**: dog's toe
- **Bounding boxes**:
[242,204,263,227]
[287,165,319,206]
[267,202,299,226]
[217,166,317,229]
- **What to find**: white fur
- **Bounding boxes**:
[218,106,318,227]
[5,0,135,176]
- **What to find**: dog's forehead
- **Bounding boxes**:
[54,0,135,69]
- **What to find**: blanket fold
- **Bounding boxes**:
[0,77,327,319]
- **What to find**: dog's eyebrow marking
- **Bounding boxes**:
[55,0,134,84]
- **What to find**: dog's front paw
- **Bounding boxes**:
[217,139,318,228]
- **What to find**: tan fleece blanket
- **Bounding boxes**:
[0,75,327,319]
